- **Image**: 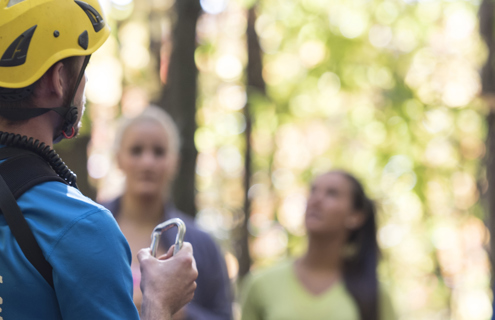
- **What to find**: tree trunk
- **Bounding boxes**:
[479,0,495,282]
[237,5,266,280]
[155,0,202,217]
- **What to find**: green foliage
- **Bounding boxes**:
[87,0,492,318]
[194,0,491,318]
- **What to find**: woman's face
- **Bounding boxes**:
[117,120,177,198]
[305,172,364,238]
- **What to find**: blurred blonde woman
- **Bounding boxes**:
[102,106,232,320]
[241,171,396,320]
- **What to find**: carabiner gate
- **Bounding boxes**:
[150,218,186,257]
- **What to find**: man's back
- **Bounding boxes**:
[0,180,139,319]
[0,1,198,318]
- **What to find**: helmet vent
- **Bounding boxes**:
[78,31,89,50]
[7,0,26,8]
[0,25,37,67]
[74,1,105,33]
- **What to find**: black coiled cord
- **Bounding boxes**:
[0,131,77,187]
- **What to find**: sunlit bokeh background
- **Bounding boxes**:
[83,0,491,319]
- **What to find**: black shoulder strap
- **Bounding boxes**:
[0,148,67,198]
[0,148,68,289]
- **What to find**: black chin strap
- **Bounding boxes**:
[0,107,54,121]
[56,54,91,139]
[0,55,92,138]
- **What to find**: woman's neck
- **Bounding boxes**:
[119,192,167,226]
[300,235,347,272]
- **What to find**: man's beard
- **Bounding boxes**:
[73,102,86,137]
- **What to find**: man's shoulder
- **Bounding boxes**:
[6,180,127,277]
[19,180,113,226]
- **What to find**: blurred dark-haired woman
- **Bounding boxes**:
[241,171,396,320]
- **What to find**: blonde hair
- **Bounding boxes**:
[114,105,181,156]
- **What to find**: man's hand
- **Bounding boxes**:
[138,242,198,320]
[172,307,187,320]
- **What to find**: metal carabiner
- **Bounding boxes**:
[150,218,186,257]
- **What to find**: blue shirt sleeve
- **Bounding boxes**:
[47,208,139,320]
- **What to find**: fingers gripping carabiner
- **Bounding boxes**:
[150,218,186,257]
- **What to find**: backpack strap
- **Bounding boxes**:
[0,147,68,289]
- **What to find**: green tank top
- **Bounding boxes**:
[241,260,396,320]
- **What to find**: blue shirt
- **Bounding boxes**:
[103,199,233,320]
[0,181,139,319]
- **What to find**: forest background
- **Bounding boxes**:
[56,0,494,319]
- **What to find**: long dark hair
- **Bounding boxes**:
[336,171,379,320]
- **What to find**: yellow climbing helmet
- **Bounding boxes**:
[0,0,110,89]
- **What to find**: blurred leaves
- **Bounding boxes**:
[193,0,491,319]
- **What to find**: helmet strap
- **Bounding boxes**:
[57,54,91,140]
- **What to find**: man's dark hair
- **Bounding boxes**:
[0,56,81,126]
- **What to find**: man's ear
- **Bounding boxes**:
[34,62,65,99]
